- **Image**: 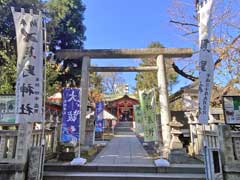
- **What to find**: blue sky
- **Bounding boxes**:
[82,0,194,93]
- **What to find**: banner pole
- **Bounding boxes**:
[203,124,210,180]
[103,104,105,142]
[39,14,47,180]
[103,126,104,142]
[197,0,214,179]
[69,87,86,165]
[78,88,82,158]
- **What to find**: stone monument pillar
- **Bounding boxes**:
[84,115,95,146]
[15,122,33,180]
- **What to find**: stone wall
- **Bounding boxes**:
[0,163,25,180]
[0,121,59,180]
[218,125,240,180]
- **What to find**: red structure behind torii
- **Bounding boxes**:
[105,95,139,122]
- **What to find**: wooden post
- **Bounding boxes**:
[80,56,90,145]
[117,107,119,122]
[157,55,171,156]
[52,115,59,153]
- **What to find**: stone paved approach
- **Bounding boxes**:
[89,134,154,165]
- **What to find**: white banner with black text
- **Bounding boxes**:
[198,0,214,124]
[12,8,43,123]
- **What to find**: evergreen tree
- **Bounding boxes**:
[46,0,86,87]
[46,0,86,51]
[0,0,88,95]
[135,42,178,92]
[0,0,41,94]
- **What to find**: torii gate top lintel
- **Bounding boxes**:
[56,48,193,59]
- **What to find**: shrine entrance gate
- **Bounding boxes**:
[56,48,193,154]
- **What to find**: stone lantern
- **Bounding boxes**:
[168,116,187,163]
[168,116,201,163]
[169,116,184,150]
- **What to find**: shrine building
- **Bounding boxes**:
[105,95,139,122]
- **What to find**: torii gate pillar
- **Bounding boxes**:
[80,56,90,145]
[157,55,171,157]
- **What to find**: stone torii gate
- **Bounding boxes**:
[56,48,192,155]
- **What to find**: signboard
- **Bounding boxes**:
[61,88,80,144]
[12,8,43,123]
[198,0,214,124]
[0,95,16,123]
[95,101,104,132]
[139,90,157,142]
[222,96,240,124]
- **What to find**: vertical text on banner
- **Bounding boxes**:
[139,90,157,142]
[95,101,104,132]
[61,88,80,144]
[198,0,214,124]
[12,8,43,123]
[133,104,143,134]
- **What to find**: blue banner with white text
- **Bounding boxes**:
[95,101,104,132]
[61,88,80,143]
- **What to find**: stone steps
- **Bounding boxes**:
[44,172,205,180]
[115,122,133,128]
[44,164,206,180]
[114,122,134,135]
[114,127,133,132]
[114,131,135,135]
[44,163,205,173]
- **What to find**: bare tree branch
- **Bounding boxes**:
[172,32,240,81]
[167,0,240,92]
[212,78,240,105]
[169,20,198,27]
[183,31,198,36]
[172,62,198,81]
[101,72,125,93]
[214,33,240,67]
